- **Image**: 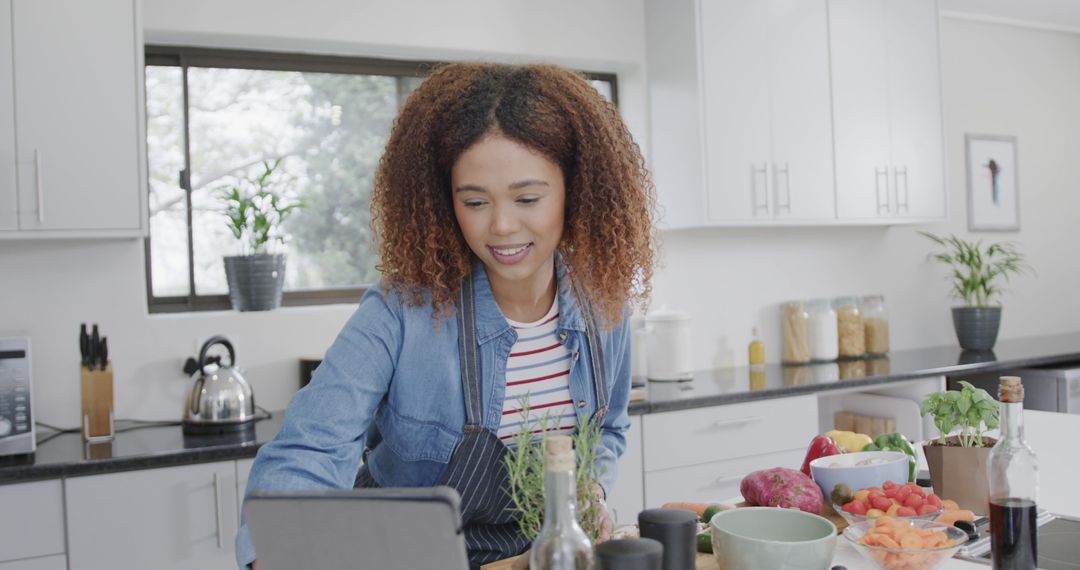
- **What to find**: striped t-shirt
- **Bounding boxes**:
[497,300,577,443]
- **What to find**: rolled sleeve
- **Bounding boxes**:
[235,286,401,568]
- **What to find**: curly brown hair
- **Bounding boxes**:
[371,62,656,328]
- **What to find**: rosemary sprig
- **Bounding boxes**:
[501,396,606,542]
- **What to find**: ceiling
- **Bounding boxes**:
[941,0,1080,33]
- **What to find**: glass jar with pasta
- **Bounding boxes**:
[781,301,811,364]
[834,296,866,358]
[860,294,890,355]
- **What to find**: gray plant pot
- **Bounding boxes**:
[224,254,285,311]
[951,306,1002,351]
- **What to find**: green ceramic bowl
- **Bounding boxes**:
[710,507,837,570]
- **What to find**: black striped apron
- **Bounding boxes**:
[356,274,610,568]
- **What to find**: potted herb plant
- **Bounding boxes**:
[920,232,1030,351]
[219,158,302,311]
[920,381,999,512]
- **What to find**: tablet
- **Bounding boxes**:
[245,486,470,570]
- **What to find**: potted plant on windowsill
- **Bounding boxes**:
[219,158,302,312]
[920,381,999,513]
[920,232,1030,351]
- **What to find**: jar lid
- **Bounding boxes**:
[646,306,691,322]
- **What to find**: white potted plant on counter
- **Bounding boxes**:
[219,158,303,311]
[920,232,1030,352]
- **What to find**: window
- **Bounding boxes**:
[144,47,618,312]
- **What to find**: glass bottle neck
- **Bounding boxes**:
[1000,401,1025,441]
[543,468,577,527]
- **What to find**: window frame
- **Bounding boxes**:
[143,46,618,313]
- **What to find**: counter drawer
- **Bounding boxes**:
[0,480,65,562]
[644,448,805,508]
[0,555,67,570]
[642,395,816,472]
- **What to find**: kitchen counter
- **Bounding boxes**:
[630,332,1080,414]
[2,332,1077,486]
[0,414,284,485]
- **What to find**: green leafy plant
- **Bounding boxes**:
[920,232,1030,307]
[920,381,999,447]
[502,397,605,542]
[218,158,303,255]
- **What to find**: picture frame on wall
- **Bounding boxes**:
[965,134,1019,231]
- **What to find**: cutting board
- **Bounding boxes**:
[481,504,848,569]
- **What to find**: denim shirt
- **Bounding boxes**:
[235,259,632,567]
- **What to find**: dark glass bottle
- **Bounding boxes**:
[987,376,1039,569]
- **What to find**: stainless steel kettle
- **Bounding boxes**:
[182,336,257,434]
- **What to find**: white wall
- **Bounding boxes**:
[2,7,1078,428]
[650,16,1080,370]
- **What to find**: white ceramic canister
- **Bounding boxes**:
[643,307,694,381]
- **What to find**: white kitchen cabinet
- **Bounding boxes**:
[0,556,67,570]
[0,480,65,563]
[644,448,805,508]
[65,461,240,570]
[699,0,835,223]
[237,457,255,520]
[0,0,15,231]
[1,0,145,238]
[831,0,946,222]
[608,416,643,525]
[641,395,817,472]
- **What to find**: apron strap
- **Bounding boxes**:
[573,283,610,424]
[457,273,484,430]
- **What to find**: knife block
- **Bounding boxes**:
[80,363,114,441]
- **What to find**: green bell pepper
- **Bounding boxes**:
[868,432,918,482]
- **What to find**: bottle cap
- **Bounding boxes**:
[999,376,1024,403]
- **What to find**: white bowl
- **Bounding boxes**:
[809,451,910,501]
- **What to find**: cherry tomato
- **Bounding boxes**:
[897,506,917,517]
[904,494,924,509]
[871,496,893,511]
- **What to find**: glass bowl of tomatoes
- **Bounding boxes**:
[833,481,944,525]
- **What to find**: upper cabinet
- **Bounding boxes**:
[0,0,16,231]
[831,0,946,221]
[647,0,946,228]
[0,0,146,238]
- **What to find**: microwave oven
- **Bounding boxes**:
[0,337,35,456]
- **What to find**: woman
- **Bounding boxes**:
[236,62,656,569]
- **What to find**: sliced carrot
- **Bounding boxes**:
[660,502,709,518]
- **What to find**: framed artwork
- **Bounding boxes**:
[965,134,1019,231]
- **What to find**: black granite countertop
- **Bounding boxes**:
[0,414,284,485]
[2,332,1077,485]
[628,332,1080,415]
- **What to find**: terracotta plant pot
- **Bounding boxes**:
[923,435,997,514]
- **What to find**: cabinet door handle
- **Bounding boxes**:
[773,163,791,213]
[34,149,44,224]
[751,164,769,216]
[712,416,761,429]
[708,474,745,487]
[875,166,891,214]
[213,473,224,549]
[894,166,910,213]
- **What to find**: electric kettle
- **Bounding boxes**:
[182,336,257,434]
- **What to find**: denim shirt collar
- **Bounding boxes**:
[471,252,587,344]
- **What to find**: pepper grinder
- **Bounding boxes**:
[595,537,663,570]
[638,508,697,570]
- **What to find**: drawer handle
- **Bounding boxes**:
[711,416,761,429]
[213,473,224,549]
[708,474,744,487]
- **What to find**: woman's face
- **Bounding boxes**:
[451,133,566,289]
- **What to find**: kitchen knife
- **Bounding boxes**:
[99,337,108,370]
[80,323,90,368]
[90,324,99,370]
